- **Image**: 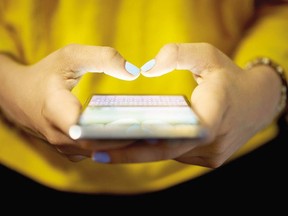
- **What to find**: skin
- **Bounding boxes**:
[0,45,138,161]
[104,43,282,167]
[0,43,282,167]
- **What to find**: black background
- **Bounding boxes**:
[1,120,287,212]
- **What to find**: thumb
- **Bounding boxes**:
[141,43,228,78]
[141,43,230,137]
[55,44,140,81]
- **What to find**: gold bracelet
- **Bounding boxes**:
[245,57,288,118]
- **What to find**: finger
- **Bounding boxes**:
[57,44,140,80]
[43,89,82,134]
[55,145,90,156]
[91,140,195,164]
[141,43,232,132]
[67,155,88,162]
[176,134,242,168]
[79,139,135,151]
[190,83,227,136]
[141,43,227,78]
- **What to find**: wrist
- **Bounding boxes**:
[245,57,288,120]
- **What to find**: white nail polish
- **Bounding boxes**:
[125,61,140,76]
[141,59,156,72]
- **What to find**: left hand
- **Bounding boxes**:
[91,43,281,168]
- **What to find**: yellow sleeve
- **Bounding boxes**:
[230,4,288,159]
[233,4,288,80]
[0,2,19,57]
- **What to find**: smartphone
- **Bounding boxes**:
[69,94,208,140]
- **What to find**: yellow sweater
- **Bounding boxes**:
[0,0,287,194]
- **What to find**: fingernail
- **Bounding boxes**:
[141,59,156,72]
[92,152,111,163]
[68,155,87,162]
[125,61,140,76]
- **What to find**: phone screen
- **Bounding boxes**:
[69,95,207,140]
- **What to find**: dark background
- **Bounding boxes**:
[1,119,287,212]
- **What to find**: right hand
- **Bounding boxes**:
[0,44,139,160]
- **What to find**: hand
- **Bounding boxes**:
[91,43,282,167]
[0,44,140,161]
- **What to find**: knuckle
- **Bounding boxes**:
[57,44,82,65]
[205,158,225,168]
[161,43,179,56]
[198,42,216,53]
[42,128,67,146]
[41,94,55,118]
[197,42,223,64]
[201,145,228,168]
[209,144,227,157]
[101,46,120,61]
[60,44,82,55]
[159,43,180,68]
